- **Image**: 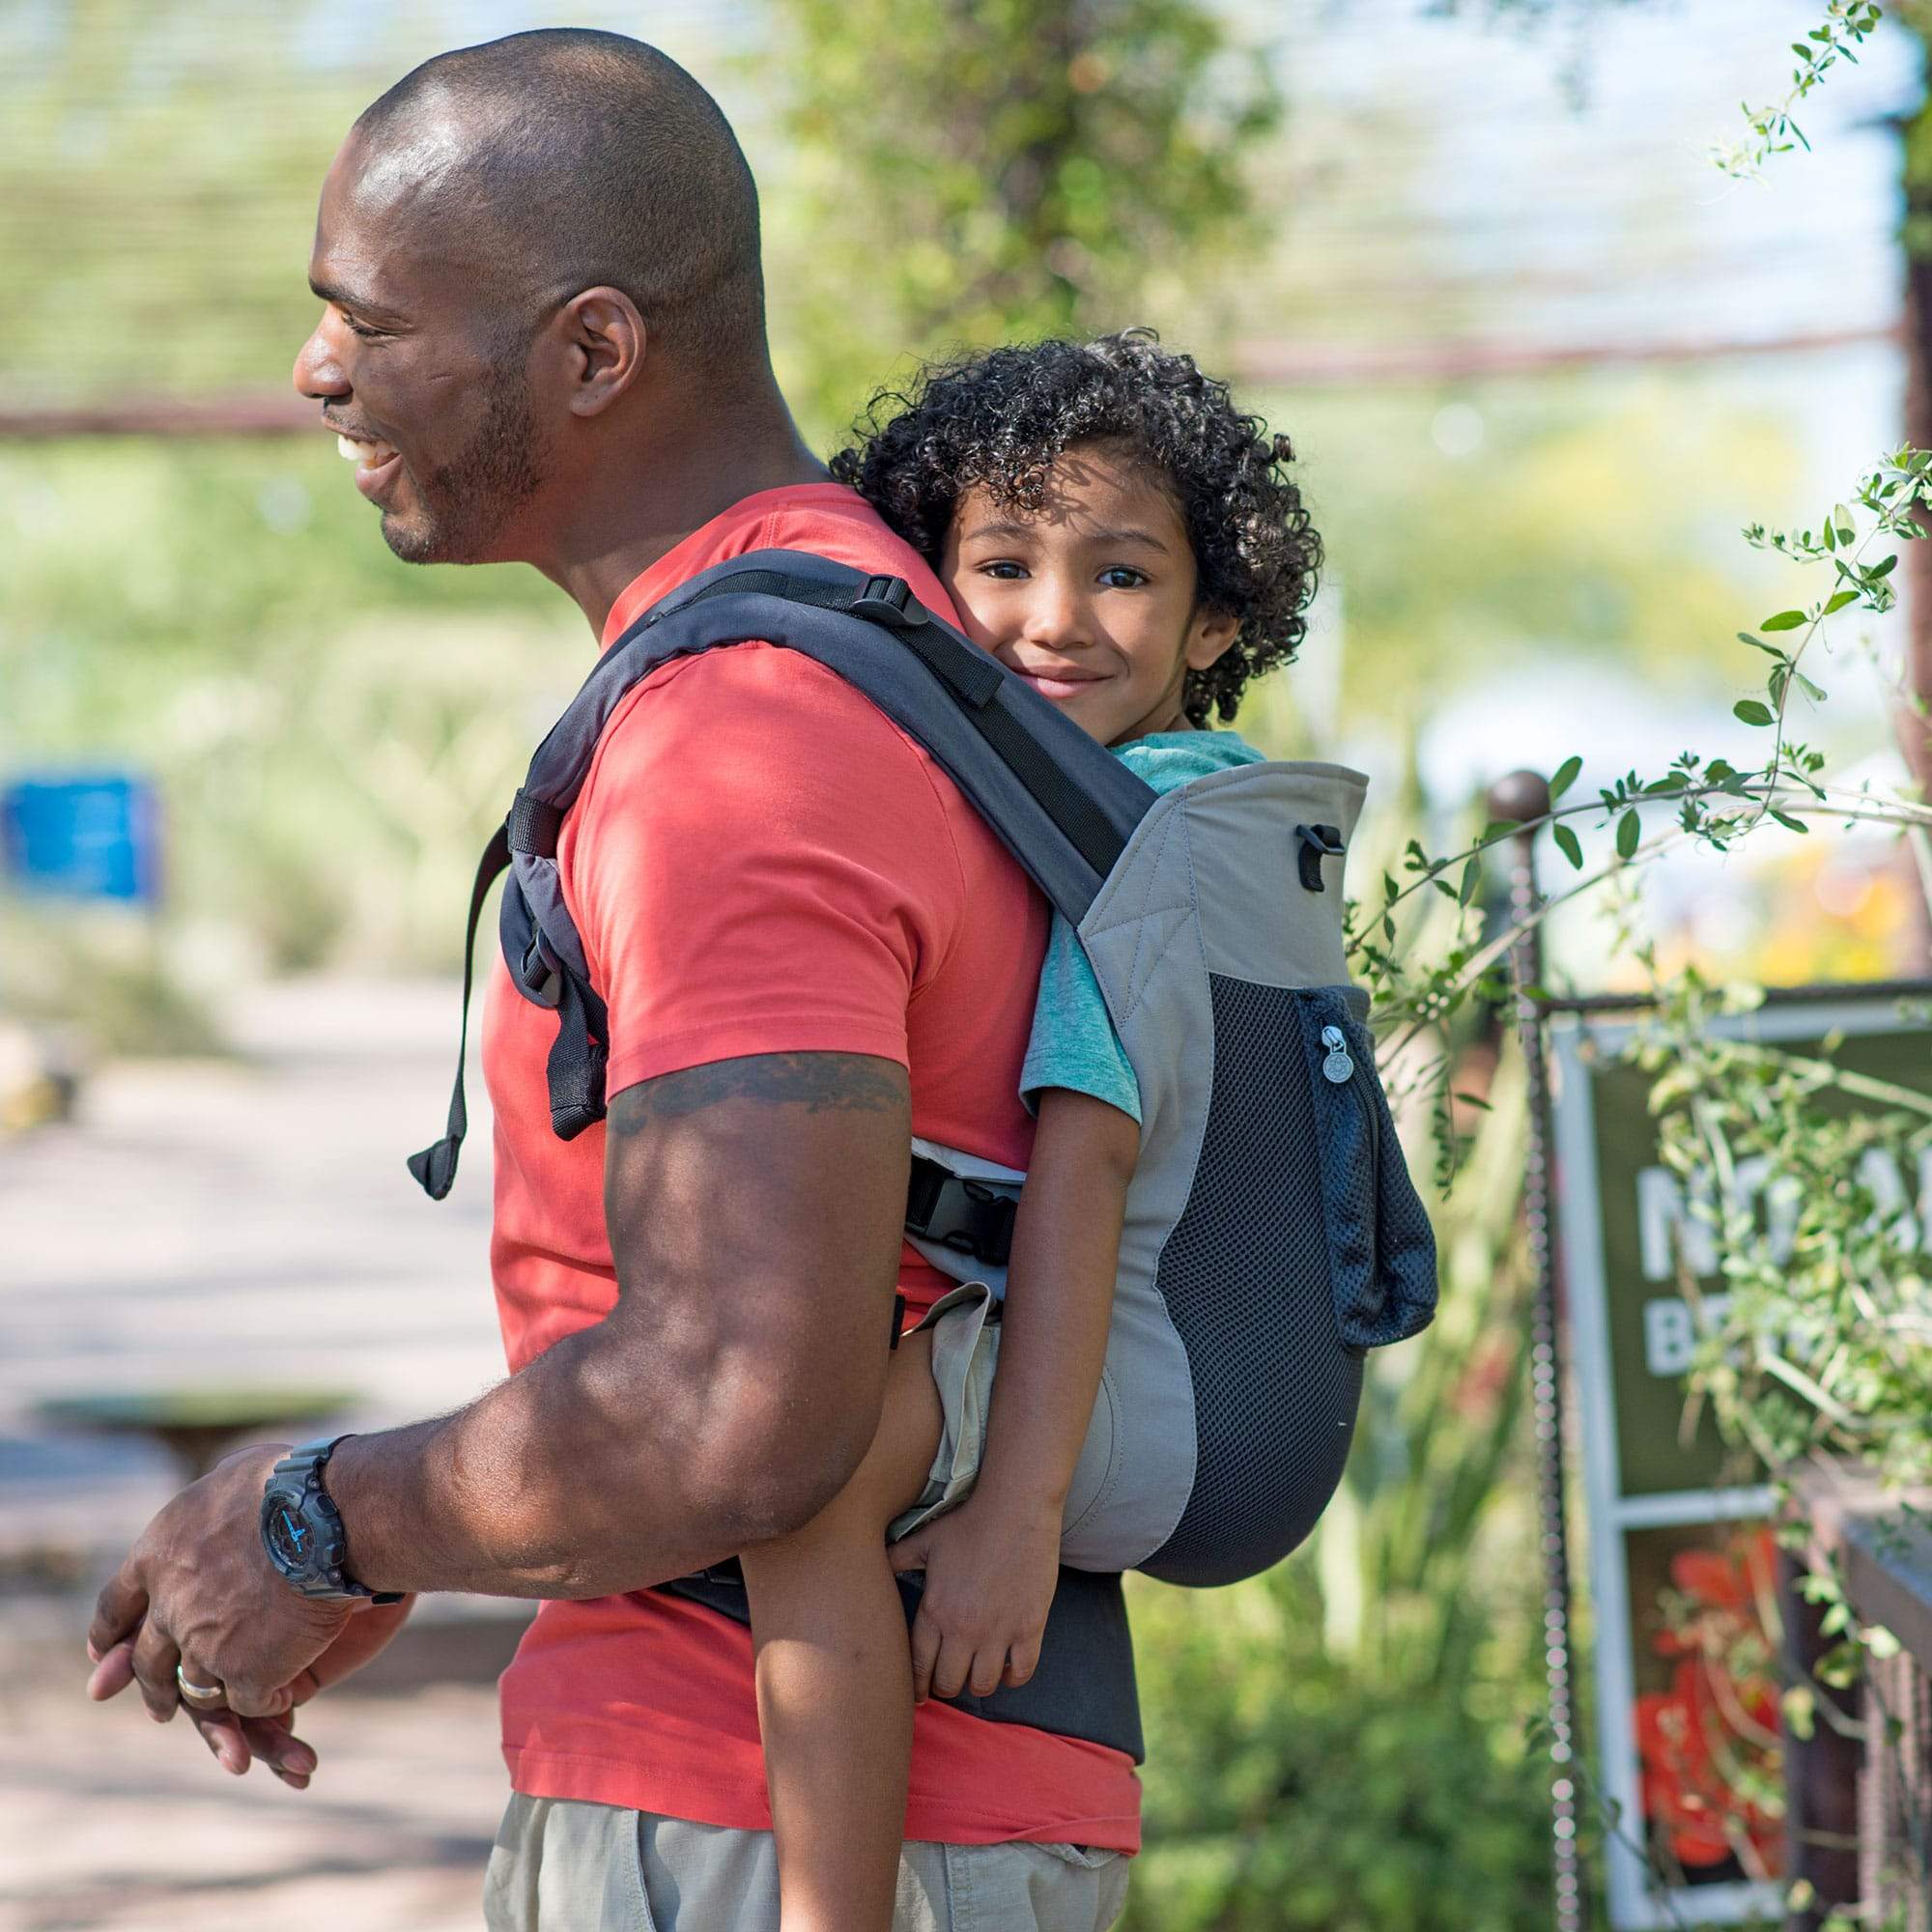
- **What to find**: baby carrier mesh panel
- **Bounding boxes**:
[1138,975,1364,1586]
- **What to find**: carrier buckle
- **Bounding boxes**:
[849,575,926,629]
[905,1155,1016,1266]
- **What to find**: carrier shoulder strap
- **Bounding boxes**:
[410,550,1157,1196]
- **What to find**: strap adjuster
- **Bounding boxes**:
[1294,823,1345,893]
[848,575,925,629]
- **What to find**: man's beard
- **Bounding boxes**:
[381,359,547,566]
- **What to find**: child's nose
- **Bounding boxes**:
[1022,581,1090,650]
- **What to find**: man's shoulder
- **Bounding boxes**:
[739,488,958,625]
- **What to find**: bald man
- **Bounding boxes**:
[85,31,1135,1931]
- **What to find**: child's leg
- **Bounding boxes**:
[739,1329,944,1932]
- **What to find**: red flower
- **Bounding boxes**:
[1633,1528,1783,1875]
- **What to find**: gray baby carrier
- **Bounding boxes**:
[412,548,1436,1756]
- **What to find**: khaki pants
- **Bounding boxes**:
[483,1794,1129,1932]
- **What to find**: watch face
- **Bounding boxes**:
[264,1495,315,1572]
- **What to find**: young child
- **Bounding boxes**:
[737,328,1321,1931]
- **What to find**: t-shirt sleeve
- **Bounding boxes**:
[1019,910,1142,1123]
[561,644,961,1097]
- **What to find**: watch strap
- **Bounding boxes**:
[262,1435,403,1605]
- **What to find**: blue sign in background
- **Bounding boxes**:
[1,774,160,904]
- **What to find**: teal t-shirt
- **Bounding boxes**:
[1019,729,1266,1122]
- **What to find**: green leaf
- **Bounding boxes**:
[1615,809,1640,860]
[1814,1640,1861,1689]
[1457,856,1483,906]
[1551,822,1583,870]
[1871,552,1898,579]
[1822,588,1859,615]
[1782,1685,1816,1742]
[1734,699,1776,725]
[1548,754,1582,802]
[1864,1624,1903,1661]
[1795,671,1827,702]
[1770,809,1809,835]
[1737,632,1782,657]
[1760,611,1806,632]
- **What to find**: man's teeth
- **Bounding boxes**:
[335,435,398,468]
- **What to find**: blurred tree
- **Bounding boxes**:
[762,0,1280,440]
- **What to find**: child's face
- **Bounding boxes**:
[938,442,1238,746]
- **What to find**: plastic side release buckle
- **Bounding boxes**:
[904,1156,1016,1266]
[848,575,926,629]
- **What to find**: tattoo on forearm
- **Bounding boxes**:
[607,1053,907,1131]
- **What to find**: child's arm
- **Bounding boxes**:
[888,1086,1137,1702]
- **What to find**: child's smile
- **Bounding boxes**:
[939,442,1237,747]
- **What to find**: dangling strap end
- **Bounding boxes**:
[407,1134,462,1201]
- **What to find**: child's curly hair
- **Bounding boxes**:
[830,327,1321,726]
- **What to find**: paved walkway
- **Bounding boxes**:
[0,980,523,1930]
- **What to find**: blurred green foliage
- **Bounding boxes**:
[765,0,1278,438]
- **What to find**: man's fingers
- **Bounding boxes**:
[128,1620,183,1723]
[187,1706,252,1776]
[85,1639,138,1703]
[242,1712,318,1788]
[87,1565,149,1669]
[887,1534,929,1577]
[1004,1639,1041,1690]
[222,1676,296,1721]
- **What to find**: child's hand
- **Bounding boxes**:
[888,1493,1062,1703]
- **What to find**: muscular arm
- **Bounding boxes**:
[327,1052,912,1599]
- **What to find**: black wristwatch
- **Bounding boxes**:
[260,1436,402,1605]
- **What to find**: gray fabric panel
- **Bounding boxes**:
[1057,857,1215,1573]
[1140,974,1364,1587]
[1080,763,1364,1002]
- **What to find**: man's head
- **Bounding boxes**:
[294,31,767,565]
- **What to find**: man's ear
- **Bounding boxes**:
[554,286,646,417]
[1183,605,1240,673]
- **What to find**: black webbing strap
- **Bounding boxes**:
[507,789,564,858]
[904,1153,1017,1267]
[408,821,512,1200]
[547,964,610,1141]
[654,569,1130,882]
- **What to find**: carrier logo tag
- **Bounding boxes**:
[1320,1025,1354,1083]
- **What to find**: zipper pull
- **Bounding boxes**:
[1320,1024,1354,1084]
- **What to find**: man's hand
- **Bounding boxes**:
[87,1594,415,1786]
[86,1444,352,1724]
[890,1492,1061,1703]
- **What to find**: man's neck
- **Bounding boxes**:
[541,378,832,638]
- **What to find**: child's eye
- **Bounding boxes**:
[980,559,1029,581]
[1098,566,1149,590]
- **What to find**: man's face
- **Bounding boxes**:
[292,138,551,565]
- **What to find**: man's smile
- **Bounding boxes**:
[331,429,404,500]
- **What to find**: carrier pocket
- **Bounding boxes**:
[1293,987,1438,1350]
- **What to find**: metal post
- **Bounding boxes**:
[1488,768,1589,1932]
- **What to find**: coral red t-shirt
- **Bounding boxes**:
[481,482,1142,1850]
